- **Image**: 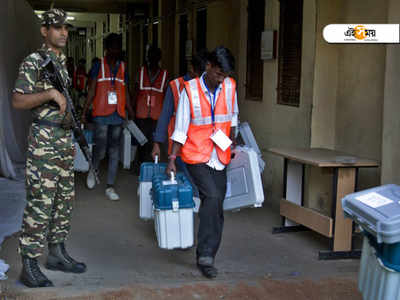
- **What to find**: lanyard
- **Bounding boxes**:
[202,77,217,126]
[108,61,120,87]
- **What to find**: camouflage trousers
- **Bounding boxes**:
[19,124,75,258]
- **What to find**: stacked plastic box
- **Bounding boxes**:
[73,130,93,172]
[358,233,400,300]
[342,184,400,300]
[138,161,167,220]
[152,173,194,249]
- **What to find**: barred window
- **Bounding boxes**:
[277,0,303,107]
[245,0,265,101]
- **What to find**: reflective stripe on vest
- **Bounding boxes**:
[188,79,203,120]
[181,77,236,165]
[168,76,186,155]
[224,77,233,116]
[92,58,126,117]
[136,66,168,120]
[98,60,125,84]
[174,78,182,91]
[189,78,234,126]
[139,66,167,92]
[170,77,185,111]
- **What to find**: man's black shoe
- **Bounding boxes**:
[46,243,87,274]
[20,256,54,288]
[197,263,218,279]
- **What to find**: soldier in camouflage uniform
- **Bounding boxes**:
[12,8,86,288]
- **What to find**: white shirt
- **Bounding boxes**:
[171,73,239,170]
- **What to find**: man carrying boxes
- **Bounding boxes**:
[151,50,208,206]
[167,46,238,279]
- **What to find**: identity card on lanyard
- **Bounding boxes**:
[108,90,118,104]
[203,77,232,151]
[107,62,119,105]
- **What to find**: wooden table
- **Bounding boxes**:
[269,147,379,259]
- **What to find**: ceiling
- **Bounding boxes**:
[26,0,150,13]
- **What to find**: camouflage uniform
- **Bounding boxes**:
[14,44,75,259]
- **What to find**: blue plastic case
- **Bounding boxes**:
[139,162,167,182]
[342,184,400,244]
[343,184,400,271]
[152,173,194,210]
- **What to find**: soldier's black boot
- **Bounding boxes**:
[20,256,54,288]
[46,242,87,273]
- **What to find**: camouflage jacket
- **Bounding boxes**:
[14,44,70,123]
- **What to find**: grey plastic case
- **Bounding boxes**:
[224,146,264,211]
[342,184,400,244]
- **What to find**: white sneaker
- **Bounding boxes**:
[105,187,120,201]
[86,169,97,189]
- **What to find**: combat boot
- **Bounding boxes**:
[46,242,87,273]
[20,256,54,288]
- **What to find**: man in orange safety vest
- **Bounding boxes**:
[167,46,238,279]
[134,46,168,165]
[82,33,134,201]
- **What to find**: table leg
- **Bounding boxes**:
[333,167,355,251]
[319,167,360,260]
[273,159,307,234]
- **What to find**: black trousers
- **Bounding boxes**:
[136,118,157,163]
[186,163,227,262]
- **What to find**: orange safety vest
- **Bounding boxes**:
[167,76,185,155]
[181,77,236,165]
[74,69,86,91]
[136,66,168,120]
[92,58,126,118]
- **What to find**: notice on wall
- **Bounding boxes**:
[356,192,393,208]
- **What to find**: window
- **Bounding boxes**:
[277,0,303,107]
[246,0,265,101]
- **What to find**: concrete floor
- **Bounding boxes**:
[0,166,363,299]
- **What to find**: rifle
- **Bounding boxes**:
[39,52,100,184]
